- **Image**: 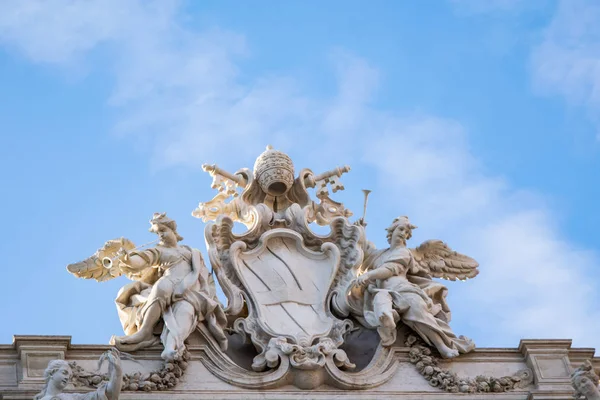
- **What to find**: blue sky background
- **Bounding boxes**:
[1,0,600,351]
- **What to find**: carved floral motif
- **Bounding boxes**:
[405,335,533,393]
[70,351,191,393]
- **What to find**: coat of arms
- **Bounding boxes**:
[64,146,534,393]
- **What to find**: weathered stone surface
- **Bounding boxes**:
[0,333,594,399]
[571,360,600,399]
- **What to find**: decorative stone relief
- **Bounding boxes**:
[203,205,364,389]
[405,335,533,393]
[572,360,600,399]
[70,350,190,393]
[34,349,122,400]
[193,145,352,227]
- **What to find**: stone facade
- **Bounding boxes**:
[0,332,595,399]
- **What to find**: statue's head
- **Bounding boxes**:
[572,361,600,398]
[386,216,417,244]
[44,359,72,391]
[253,145,295,197]
[149,212,184,245]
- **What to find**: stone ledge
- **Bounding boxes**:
[13,335,72,353]
[0,335,595,399]
[0,388,534,400]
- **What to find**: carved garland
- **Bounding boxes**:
[404,335,533,393]
[69,350,191,392]
[67,334,534,394]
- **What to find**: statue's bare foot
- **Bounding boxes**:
[111,335,134,346]
[110,335,125,346]
[110,334,159,352]
[378,311,396,329]
[439,347,460,359]
[161,349,181,362]
[113,330,153,346]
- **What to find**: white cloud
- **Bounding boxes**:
[0,0,176,64]
[0,0,308,168]
[451,0,600,132]
[1,0,599,350]
[531,0,600,129]
[470,211,597,340]
[321,50,380,136]
[362,116,600,347]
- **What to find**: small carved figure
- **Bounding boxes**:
[352,216,478,358]
[34,349,122,400]
[67,213,227,361]
[572,361,600,399]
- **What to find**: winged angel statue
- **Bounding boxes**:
[350,216,479,358]
[66,213,228,362]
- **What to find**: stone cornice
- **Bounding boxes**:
[0,336,594,399]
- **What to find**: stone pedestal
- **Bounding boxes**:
[519,340,577,399]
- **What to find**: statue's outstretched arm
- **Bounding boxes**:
[103,349,123,400]
[117,248,159,275]
[120,253,148,271]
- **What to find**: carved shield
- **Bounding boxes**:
[230,229,341,345]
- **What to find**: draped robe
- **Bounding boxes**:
[114,245,227,355]
[351,244,474,354]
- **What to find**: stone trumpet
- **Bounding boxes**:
[102,239,159,269]
[361,189,372,223]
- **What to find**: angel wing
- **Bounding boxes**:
[66,237,136,282]
[410,239,479,281]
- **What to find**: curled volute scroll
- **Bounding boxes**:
[348,216,479,359]
[67,213,227,362]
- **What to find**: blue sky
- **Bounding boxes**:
[1,0,600,352]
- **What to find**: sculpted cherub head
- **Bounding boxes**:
[572,361,600,399]
[149,212,184,247]
[386,216,418,245]
[34,359,72,399]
